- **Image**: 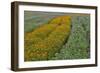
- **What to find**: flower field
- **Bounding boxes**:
[24,16,71,61]
[24,11,90,61]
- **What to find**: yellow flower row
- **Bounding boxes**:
[24,16,71,61]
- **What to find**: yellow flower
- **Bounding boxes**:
[24,15,71,61]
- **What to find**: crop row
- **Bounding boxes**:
[51,16,90,60]
[24,16,71,61]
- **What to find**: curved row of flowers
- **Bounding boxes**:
[24,16,71,61]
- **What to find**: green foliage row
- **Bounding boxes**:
[51,16,90,60]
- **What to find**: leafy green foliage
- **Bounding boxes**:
[52,16,90,60]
